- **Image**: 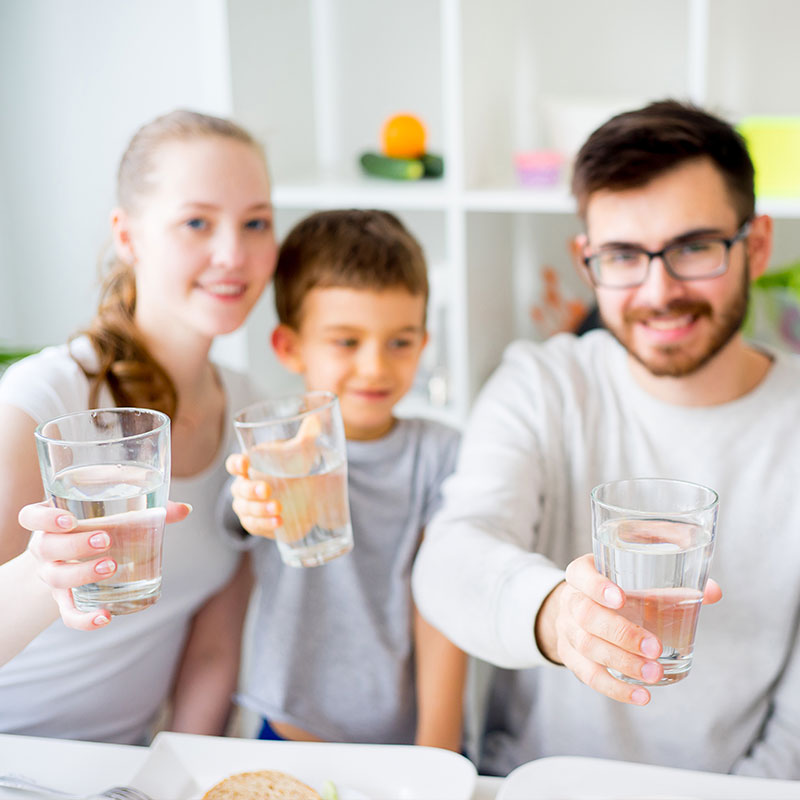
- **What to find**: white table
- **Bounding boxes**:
[0,734,502,799]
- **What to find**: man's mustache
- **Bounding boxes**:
[625,298,712,324]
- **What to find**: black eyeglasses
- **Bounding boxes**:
[582,220,752,289]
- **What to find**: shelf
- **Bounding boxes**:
[272,168,453,211]
[463,185,576,214]
[756,197,800,220]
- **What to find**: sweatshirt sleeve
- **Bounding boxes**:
[412,343,566,668]
[731,621,800,779]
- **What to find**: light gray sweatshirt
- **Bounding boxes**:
[413,330,800,778]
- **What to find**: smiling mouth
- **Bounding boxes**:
[641,314,696,330]
[350,388,392,399]
[199,283,247,298]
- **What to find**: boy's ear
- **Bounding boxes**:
[271,324,305,373]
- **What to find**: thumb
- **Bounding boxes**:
[702,578,722,605]
[165,501,192,525]
[225,452,250,478]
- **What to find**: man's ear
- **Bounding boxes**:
[746,214,773,281]
[271,324,305,374]
[110,207,136,264]
[571,234,593,288]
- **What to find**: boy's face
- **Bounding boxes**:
[273,286,428,441]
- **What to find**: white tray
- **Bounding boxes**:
[495,756,799,800]
[129,732,477,800]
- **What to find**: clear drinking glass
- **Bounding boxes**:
[591,478,718,685]
[34,407,171,615]
[234,391,353,567]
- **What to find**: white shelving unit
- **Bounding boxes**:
[225,0,800,426]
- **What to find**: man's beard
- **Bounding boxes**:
[600,265,750,378]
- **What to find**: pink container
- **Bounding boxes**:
[514,150,564,187]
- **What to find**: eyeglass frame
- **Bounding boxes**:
[581,219,753,289]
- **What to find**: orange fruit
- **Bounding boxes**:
[381,114,426,158]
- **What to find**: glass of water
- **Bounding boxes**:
[234,391,353,567]
[34,407,170,615]
[591,478,718,685]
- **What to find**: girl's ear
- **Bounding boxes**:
[110,207,136,264]
[271,324,305,374]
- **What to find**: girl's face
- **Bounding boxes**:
[115,136,276,346]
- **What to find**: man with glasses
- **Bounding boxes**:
[413,100,800,777]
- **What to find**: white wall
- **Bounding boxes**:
[0,0,233,350]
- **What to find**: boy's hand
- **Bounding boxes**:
[225,454,283,538]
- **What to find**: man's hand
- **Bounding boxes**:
[535,553,722,705]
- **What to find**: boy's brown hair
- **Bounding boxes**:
[274,209,428,329]
[571,99,755,223]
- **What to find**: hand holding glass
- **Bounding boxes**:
[34,408,171,615]
[592,478,718,685]
[234,391,353,567]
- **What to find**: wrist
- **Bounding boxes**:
[534,580,566,665]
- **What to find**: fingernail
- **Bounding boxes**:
[255,483,268,499]
[631,688,650,705]
[183,503,193,514]
[603,585,623,607]
[641,661,661,683]
[641,637,661,658]
[93,615,109,627]
[95,559,115,575]
[89,532,110,549]
[57,515,76,530]
[266,501,279,513]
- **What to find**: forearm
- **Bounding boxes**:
[167,646,240,735]
[414,608,468,752]
[412,523,564,667]
[0,550,59,667]
[167,557,253,735]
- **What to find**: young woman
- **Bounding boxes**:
[0,110,279,744]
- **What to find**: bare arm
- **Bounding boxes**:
[0,550,59,666]
[414,603,467,752]
[0,405,47,563]
[167,553,254,735]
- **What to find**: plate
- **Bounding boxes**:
[129,732,477,800]
[495,756,800,800]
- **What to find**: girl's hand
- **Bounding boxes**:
[225,453,283,538]
[19,500,192,630]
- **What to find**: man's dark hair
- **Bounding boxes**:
[571,99,755,222]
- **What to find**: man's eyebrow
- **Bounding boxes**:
[596,227,729,250]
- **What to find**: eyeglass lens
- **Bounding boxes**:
[591,239,732,287]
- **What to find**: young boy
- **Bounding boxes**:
[226,209,466,750]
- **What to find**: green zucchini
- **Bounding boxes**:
[359,152,424,180]
[421,153,444,178]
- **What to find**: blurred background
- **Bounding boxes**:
[3,0,800,426]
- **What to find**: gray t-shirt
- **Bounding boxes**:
[235,417,460,744]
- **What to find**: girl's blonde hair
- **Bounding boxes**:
[79,110,264,418]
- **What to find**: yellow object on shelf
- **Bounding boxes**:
[737,116,800,198]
